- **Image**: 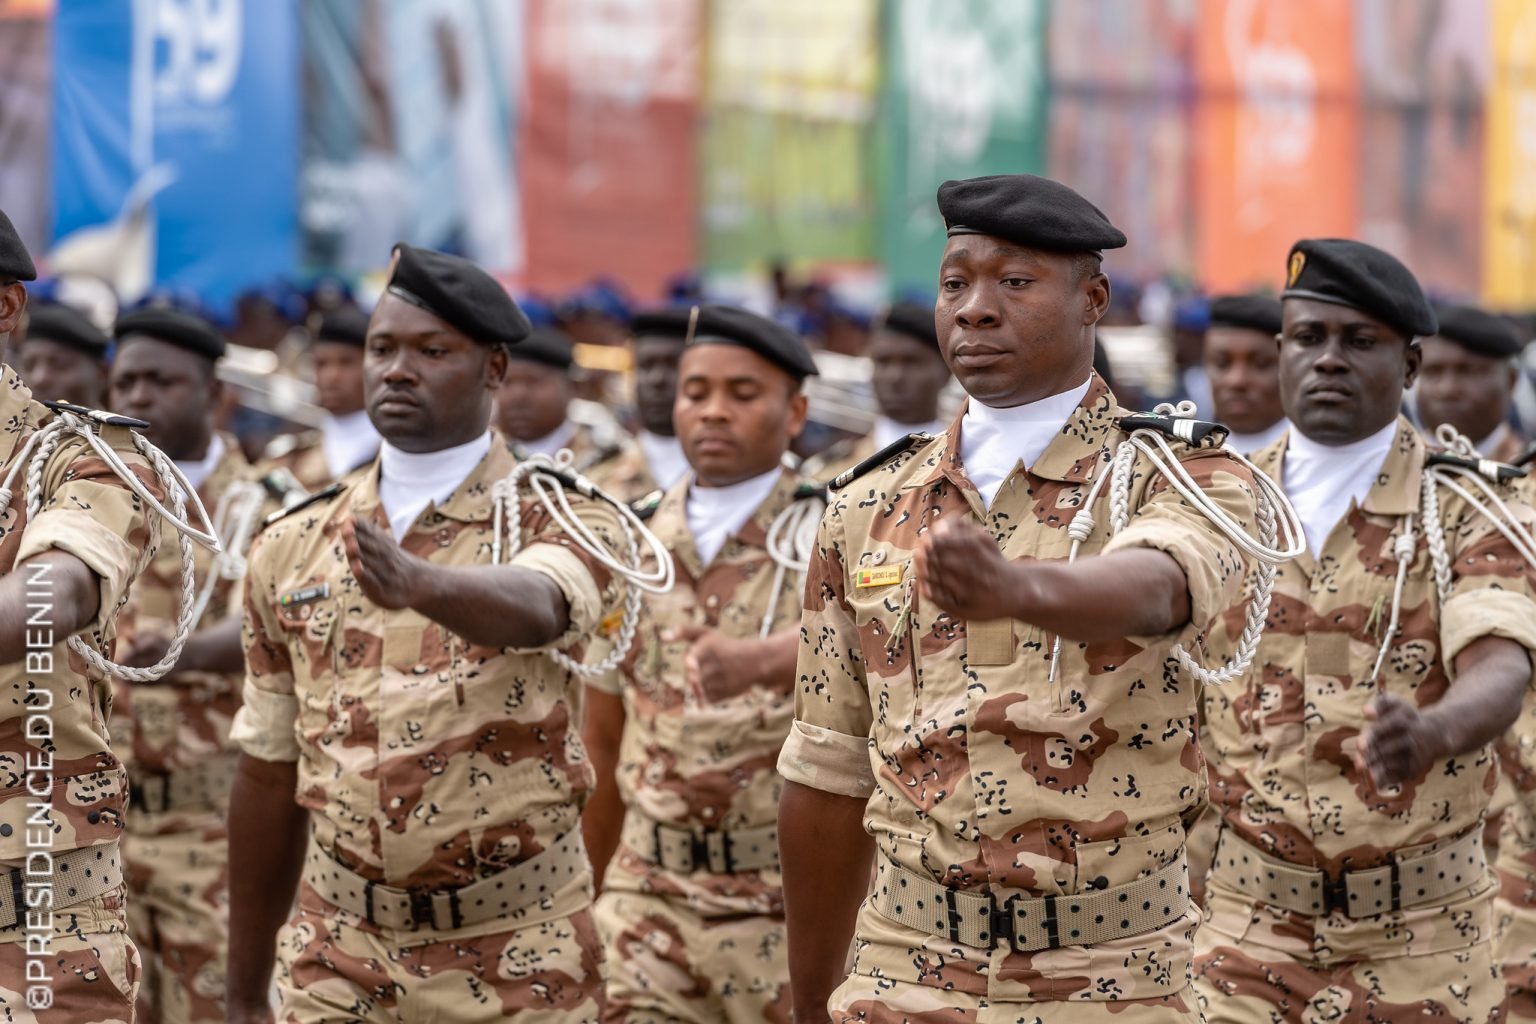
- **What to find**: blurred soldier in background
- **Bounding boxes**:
[494,325,636,475]
[1415,304,1525,462]
[16,300,111,409]
[1203,294,1287,454]
[583,308,690,503]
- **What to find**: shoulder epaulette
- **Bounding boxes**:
[1117,412,1230,449]
[41,400,148,430]
[258,468,306,505]
[261,481,344,529]
[1426,450,1528,483]
[826,433,932,491]
[630,489,664,522]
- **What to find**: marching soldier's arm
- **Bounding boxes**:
[119,612,245,678]
[580,682,626,890]
[777,509,877,1023]
[0,549,102,662]
[227,543,308,1023]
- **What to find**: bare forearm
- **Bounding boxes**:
[0,551,100,663]
[411,564,570,649]
[780,781,872,1023]
[1430,636,1532,757]
[226,755,308,1014]
[580,687,626,890]
[1003,549,1190,643]
[178,614,244,675]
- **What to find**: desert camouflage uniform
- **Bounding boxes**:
[590,469,816,1023]
[511,421,634,482]
[232,441,626,1024]
[111,435,274,1024]
[1197,420,1536,1024]
[801,432,877,484]
[0,368,167,1024]
[583,443,661,506]
[259,429,377,495]
[779,374,1260,1021]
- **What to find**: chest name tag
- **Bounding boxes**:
[279,584,330,608]
[856,565,905,588]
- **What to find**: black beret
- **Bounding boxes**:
[314,306,369,347]
[1209,294,1283,336]
[878,301,939,349]
[387,242,531,349]
[0,208,35,282]
[937,175,1127,255]
[114,307,226,361]
[629,307,691,339]
[505,327,574,370]
[685,304,819,381]
[1432,305,1524,359]
[24,303,110,357]
[1281,238,1437,339]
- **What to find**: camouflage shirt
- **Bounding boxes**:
[591,469,816,916]
[232,441,626,894]
[259,430,329,494]
[112,436,274,782]
[779,373,1260,1002]
[583,442,661,506]
[1202,419,1536,960]
[0,367,166,864]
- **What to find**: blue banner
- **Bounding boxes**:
[52,0,298,313]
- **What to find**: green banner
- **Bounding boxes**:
[877,0,1049,294]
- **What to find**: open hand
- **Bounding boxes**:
[342,517,423,611]
[914,518,1020,620]
[1355,693,1444,789]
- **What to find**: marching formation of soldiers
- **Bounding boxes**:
[1,166,1535,1024]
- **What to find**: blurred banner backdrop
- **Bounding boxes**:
[1486,0,1536,308]
[0,0,51,259]
[52,0,299,308]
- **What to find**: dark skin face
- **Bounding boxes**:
[869,328,951,424]
[0,281,24,360]
[109,337,221,460]
[364,293,507,453]
[674,344,808,487]
[1279,298,1420,445]
[493,359,572,442]
[312,340,367,416]
[936,236,1108,407]
[18,339,107,409]
[633,335,685,436]
[1416,335,1517,445]
[1204,326,1284,435]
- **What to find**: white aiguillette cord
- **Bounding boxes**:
[490,449,675,677]
[1047,400,1306,691]
[0,410,222,683]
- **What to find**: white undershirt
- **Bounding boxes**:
[1281,420,1398,555]
[875,415,948,451]
[686,467,781,565]
[321,410,381,479]
[518,420,578,459]
[377,432,491,540]
[1478,422,1513,457]
[1224,418,1290,456]
[638,430,688,491]
[959,379,1093,508]
[176,434,225,493]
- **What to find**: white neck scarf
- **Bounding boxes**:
[518,420,577,459]
[958,378,1092,508]
[1224,418,1290,457]
[686,467,781,565]
[875,415,948,450]
[321,410,381,479]
[377,432,491,540]
[176,433,225,493]
[1282,420,1398,555]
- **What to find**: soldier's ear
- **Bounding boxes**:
[485,345,509,389]
[1403,340,1423,388]
[0,282,25,337]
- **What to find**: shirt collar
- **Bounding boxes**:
[1282,416,1422,517]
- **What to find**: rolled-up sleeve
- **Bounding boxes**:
[1439,489,1536,670]
[516,494,626,651]
[777,504,876,798]
[232,535,300,762]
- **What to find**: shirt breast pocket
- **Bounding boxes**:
[846,559,925,728]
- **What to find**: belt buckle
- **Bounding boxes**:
[407,888,434,930]
[987,894,1018,951]
[1322,871,1349,916]
[688,831,710,873]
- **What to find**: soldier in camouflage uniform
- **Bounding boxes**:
[778,175,1265,1022]
[1196,240,1536,1023]
[106,308,283,1024]
[802,301,951,483]
[577,308,691,505]
[259,307,381,494]
[16,301,110,410]
[226,245,628,1024]
[582,305,821,1023]
[1416,305,1526,464]
[0,209,169,1022]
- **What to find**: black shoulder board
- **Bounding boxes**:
[42,400,149,429]
[827,433,931,491]
[793,482,827,503]
[1427,450,1528,482]
[629,489,664,522]
[261,481,344,529]
[1117,412,1230,449]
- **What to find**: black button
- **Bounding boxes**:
[0,824,10,837]
[87,812,100,824]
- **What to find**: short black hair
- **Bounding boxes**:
[1071,252,1103,283]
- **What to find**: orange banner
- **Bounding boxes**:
[1194,0,1358,293]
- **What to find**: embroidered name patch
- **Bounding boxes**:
[855,565,904,588]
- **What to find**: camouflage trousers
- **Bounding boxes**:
[1195,886,1506,1023]
[826,976,1201,1023]
[275,879,604,1024]
[1495,839,1536,1023]
[0,886,141,1024]
[123,814,228,1024]
[593,887,790,1023]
